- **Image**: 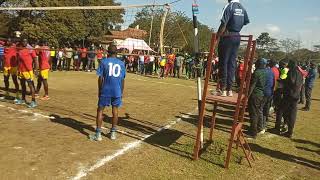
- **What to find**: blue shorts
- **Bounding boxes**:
[98,96,122,108]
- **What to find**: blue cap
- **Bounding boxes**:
[259,58,268,64]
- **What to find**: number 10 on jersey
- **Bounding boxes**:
[108,63,121,77]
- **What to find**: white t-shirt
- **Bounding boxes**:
[149,56,155,62]
[139,55,144,63]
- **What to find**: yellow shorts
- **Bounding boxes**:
[19,71,34,81]
[3,67,18,76]
[40,69,49,80]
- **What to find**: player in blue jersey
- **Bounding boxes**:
[90,45,126,141]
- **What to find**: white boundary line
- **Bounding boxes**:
[71,112,194,180]
[0,104,55,119]
[0,97,196,179]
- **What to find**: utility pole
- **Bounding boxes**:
[148,0,156,55]
[160,4,170,55]
[192,0,203,148]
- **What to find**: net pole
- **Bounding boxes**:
[160,5,170,55]
[0,4,167,11]
[148,0,156,55]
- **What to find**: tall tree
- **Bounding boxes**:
[0,0,124,46]
[129,8,213,53]
[256,32,279,59]
[279,38,300,55]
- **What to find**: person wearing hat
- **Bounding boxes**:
[302,61,317,111]
[247,58,268,138]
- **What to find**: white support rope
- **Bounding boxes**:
[0,4,169,11]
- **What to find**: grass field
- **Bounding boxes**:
[0,71,319,180]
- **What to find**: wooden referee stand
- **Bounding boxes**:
[193,33,256,168]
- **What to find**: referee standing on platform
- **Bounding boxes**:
[216,0,250,97]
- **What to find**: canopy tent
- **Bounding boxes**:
[116,38,154,53]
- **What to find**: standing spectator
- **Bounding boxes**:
[159,55,166,79]
[80,45,88,71]
[0,42,5,72]
[247,59,267,138]
[302,61,317,111]
[262,61,275,132]
[216,0,250,97]
[138,52,145,75]
[65,45,73,71]
[57,47,64,71]
[154,56,159,74]
[50,47,56,71]
[282,60,303,138]
[174,53,184,78]
[96,46,104,65]
[149,54,155,75]
[186,56,194,79]
[87,45,96,72]
[73,45,80,71]
[166,52,175,77]
[274,60,289,134]
[144,54,150,75]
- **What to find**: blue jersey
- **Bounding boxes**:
[97,57,126,98]
[0,46,4,56]
[221,1,249,32]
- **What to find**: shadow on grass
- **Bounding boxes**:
[295,146,320,155]
[249,143,320,170]
[48,112,229,167]
[292,139,320,148]
[50,114,97,137]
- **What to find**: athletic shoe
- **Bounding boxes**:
[219,91,227,97]
[27,101,37,108]
[257,129,266,135]
[13,98,20,104]
[40,96,50,101]
[15,99,26,105]
[245,133,257,140]
[301,107,310,111]
[110,130,117,140]
[0,96,5,100]
[283,132,293,139]
[89,133,102,141]
[227,91,233,97]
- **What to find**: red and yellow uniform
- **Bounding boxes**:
[38,46,50,79]
[3,44,18,76]
[18,48,37,80]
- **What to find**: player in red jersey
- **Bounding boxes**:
[1,38,20,102]
[15,39,39,108]
[35,40,50,100]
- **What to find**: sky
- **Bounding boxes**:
[119,0,320,49]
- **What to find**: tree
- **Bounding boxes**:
[279,38,300,55]
[256,32,279,59]
[0,0,124,46]
[129,8,213,53]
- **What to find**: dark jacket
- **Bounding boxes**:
[305,68,317,88]
[284,61,303,100]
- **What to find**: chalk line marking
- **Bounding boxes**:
[71,112,194,180]
[0,103,55,120]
